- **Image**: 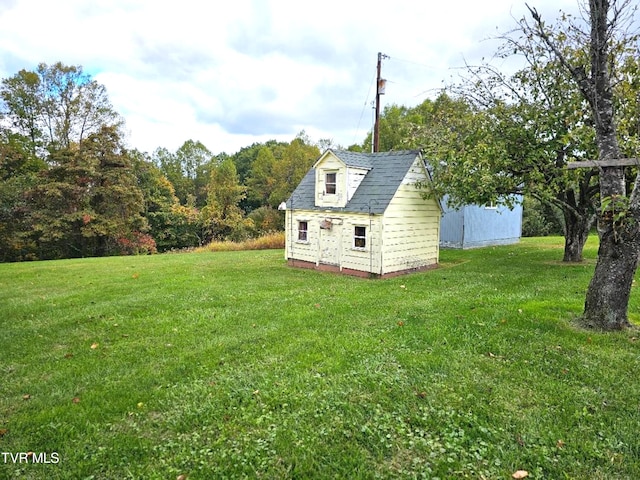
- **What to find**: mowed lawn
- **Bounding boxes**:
[1,237,639,479]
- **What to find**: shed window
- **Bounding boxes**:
[325,172,337,194]
[354,226,366,249]
[298,221,308,241]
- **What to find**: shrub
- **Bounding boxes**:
[522,196,564,237]
[248,206,284,236]
[117,231,158,255]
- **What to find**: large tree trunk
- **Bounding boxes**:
[528,0,639,329]
[562,208,594,262]
[578,0,638,330]
[580,161,640,329]
[581,222,639,329]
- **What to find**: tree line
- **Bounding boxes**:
[0,62,324,261]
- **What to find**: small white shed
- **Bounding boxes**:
[283,149,441,277]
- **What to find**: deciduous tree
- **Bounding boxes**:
[526,0,639,329]
[26,127,147,259]
[247,146,277,206]
[0,131,46,261]
[0,62,122,155]
[202,158,250,241]
[269,134,319,208]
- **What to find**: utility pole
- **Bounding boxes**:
[373,52,388,153]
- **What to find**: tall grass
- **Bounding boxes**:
[195,231,285,252]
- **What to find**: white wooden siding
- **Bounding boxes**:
[346,168,368,201]
[286,210,383,274]
[315,155,347,208]
[340,215,382,274]
[381,158,441,274]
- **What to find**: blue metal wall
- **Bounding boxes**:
[440,197,523,249]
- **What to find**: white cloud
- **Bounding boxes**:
[0,0,584,154]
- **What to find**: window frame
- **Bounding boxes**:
[325,171,337,195]
[297,220,309,242]
[353,225,367,250]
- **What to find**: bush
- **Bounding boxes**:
[522,196,564,237]
[248,206,284,236]
[117,232,158,255]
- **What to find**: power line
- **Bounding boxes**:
[385,55,449,101]
[352,67,377,146]
[351,54,442,147]
[386,55,438,70]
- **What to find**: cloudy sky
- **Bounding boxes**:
[0,0,582,155]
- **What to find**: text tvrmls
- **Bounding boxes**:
[2,452,60,464]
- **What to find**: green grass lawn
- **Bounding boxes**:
[1,237,639,479]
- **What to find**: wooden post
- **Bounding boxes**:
[566,158,640,169]
[373,52,388,153]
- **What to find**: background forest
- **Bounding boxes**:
[2,3,639,265]
[0,62,331,261]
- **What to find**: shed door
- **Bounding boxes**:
[319,222,341,266]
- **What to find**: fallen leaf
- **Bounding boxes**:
[0,429,7,437]
[400,285,406,289]
[90,342,99,349]
[252,390,260,396]
[177,474,188,480]
[556,439,565,449]
[512,470,529,479]
[72,397,81,404]
[137,402,144,408]
[314,304,321,308]
[518,309,523,314]
[22,394,31,401]
[397,321,405,327]
[416,391,427,399]
[132,273,139,279]
[64,353,73,359]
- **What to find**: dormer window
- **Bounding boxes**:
[325,172,337,194]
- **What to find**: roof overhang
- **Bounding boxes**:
[312,149,346,169]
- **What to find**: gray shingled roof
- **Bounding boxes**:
[286,149,423,214]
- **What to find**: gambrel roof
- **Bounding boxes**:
[286,149,426,214]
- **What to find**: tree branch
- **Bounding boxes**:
[525,3,596,107]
